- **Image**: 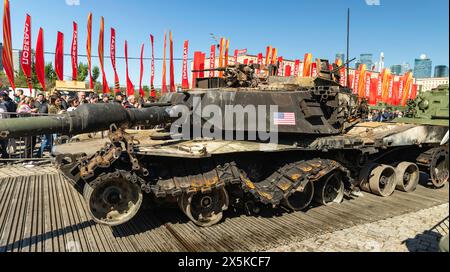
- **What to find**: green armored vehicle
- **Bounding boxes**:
[0,61,448,228]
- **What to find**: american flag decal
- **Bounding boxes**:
[274,112,296,126]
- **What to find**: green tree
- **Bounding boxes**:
[142,85,150,97]
[44,63,57,89]
[77,63,89,81]
[92,66,100,83]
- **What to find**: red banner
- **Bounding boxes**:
[224,40,229,67]
[376,73,383,102]
[169,31,175,92]
[182,40,189,89]
[339,67,347,87]
[243,59,249,65]
[271,48,277,65]
[20,14,32,90]
[352,70,360,95]
[210,45,216,78]
[192,51,201,88]
[277,57,283,76]
[218,38,224,77]
[392,80,400,106]
[71,22,78,81]
[348,74,355,91]
[35,28,46,91]
[98,17,109,94]
[303,53,312,77]
[199,53,206,78]
[162,32,168,94]
[55,31,64,81]
[311,62,317,77]
[285,65,292,77]
[357,64,367,99]
[265,46,271,67]
[150,34,155,97]
[381,69,391,103]
[139,44,145,97]
[124,40,134,96]
[402,72,413,106]
[87,13,93,89]
[387,75,394,105]
[369,78,378,105]
[364,72,371,100]
[293,60,300,77]
[2,0,15,89]
[257,53,263,74]
[110,28,119,92]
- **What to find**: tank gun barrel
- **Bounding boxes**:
[0,103,172,139]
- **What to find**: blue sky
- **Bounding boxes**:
[3,0,449,87]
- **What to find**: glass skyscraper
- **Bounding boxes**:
[360,54,374,71]
[434,65,449,78]
[414,55,432,79]
[391,65,402,75]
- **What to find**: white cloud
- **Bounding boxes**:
[365,0,381,5]
[65,0,80,6]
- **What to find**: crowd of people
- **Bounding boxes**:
[367,109,404,122]
[0,88,156,159]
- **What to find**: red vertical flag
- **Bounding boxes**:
[285,65,292,77]
[369,78,378,105]
[364,72,371,100]
[192,51,201,88]
[55,32,64,81]
[243,59,249,65]
[2,0,15,89]
[277,57,283,76]
[150,34,156,97]
[71,22,78,81]
[303,53,313,77]
[139,44,145,97]
[311,62,318,77]
[169,31,175,92]
[218,38,224,77]
[387,75,394,105]
[209,45,216,78]
[392,80,400,106]
[257,53,263,74]
[98,17,110,94]
[410,84,418,100]
[86,13,93,89]
[376,73,383,103]
[35,28,46,91]
[21,14,32,90]
[199,53,206,78]
[293,60,300,77]
[348,74,355,90]
[161,32,168,94]
[124,41,134,96]
[224,39,229,66]
[110,28,120,92]
[181,40,189,89]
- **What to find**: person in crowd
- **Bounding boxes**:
[0,90,17,115]
[101,95,110,104]
[48,95,65,115]
[67,97,80,112]
[78,92,88,104]
[123,95,136,109]
[114,92,124,104]
[371,110,380,122]
[54,90,68,110]
[39,95,64,158]
[17,97,37,114]
[14,89,24,103]
[90,94,99,104]
[34,93,49,115]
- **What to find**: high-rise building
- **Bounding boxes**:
[12,49,21,74]
[434,65,449,78]
[414,54,432,79]
[376,52,385,72]
[360,54,373,71]
[391,65,402,75]
[335,53,345,63]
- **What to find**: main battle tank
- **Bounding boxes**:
[0,60,448,228]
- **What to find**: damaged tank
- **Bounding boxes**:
[0,60,448,227]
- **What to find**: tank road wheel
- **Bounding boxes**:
[282,180,315,211]
[83,172,143,226]
[430,148,449,188]
[369,165,397,197]
[314,173,344,206]
[178,188,229,227]
[395,162,420,192]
